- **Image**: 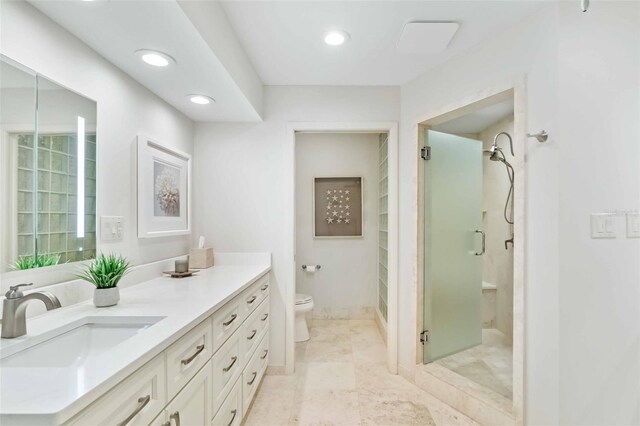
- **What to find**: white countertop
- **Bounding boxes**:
[0,258,271,425]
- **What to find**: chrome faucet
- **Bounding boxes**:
[1,283,61,338]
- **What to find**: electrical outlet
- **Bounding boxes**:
[101,216,124,241]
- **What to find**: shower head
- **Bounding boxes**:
[482,145,504,161]
[483,145,504,162]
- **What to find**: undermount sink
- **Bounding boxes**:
[0,316,165,368]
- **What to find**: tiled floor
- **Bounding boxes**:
[244,319,480,426]
[435,329,512,399]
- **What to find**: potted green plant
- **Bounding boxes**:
[77,253,131,307]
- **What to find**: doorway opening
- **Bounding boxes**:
[417,87,525,424]
[285,122,398,375]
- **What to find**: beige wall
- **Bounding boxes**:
[295,133,379,319]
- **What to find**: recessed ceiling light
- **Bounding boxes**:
[324,30,349,46]
[135,49,175,67]
[188,95,215,105]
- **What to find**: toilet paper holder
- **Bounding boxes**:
[302,264,321,271]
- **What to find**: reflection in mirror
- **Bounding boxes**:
[0,56,97,272]
[35,75,97,267]
[1,58,37,272]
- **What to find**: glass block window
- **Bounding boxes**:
[378,133,389,322]
[16,133,97,263]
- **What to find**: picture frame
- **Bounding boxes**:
[313,176,363,238]
[137,135,191,238]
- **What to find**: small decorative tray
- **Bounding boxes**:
[163,270,200,278]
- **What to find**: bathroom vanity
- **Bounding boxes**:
[0,260,271,426]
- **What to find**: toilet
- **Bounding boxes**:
[295,293,314,342]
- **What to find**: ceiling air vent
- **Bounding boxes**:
[397,21,459,54]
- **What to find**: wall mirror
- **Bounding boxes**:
[0,55,97,273]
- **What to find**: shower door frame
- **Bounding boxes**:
[416,81,526,423]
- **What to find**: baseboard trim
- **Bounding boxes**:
[266,365,287,375]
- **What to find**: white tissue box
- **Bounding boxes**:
[189,247,214,269]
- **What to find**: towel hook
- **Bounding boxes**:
[527,130,549,143]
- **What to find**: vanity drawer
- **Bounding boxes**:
[66,355,166,426]
[211,377,242,426]
[240,275,269,319]
[212,298,242,352]
[166,319,212,399]
[212,330,242,415]
[241,297,270,363]
[242,333,269,415]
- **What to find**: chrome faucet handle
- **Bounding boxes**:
[6,283,33,299]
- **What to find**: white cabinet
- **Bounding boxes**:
[66,355,166,426]
[166,319,213,399]
[66,273,270,426]
[165,361,212,426]
[211,331,242,415]
[212,299,241,352]
[240,298,270,364]
[242,333,269,416]
[149,410,169,426]
[211,378,242,426]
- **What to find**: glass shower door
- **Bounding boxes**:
[423,130,483,363]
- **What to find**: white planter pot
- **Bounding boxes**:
[94,287,120,307]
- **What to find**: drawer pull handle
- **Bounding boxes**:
[247,329,258,340]
[170,411,181,426]
[223,356,238,372]
[246,295,257,305]
[261,349,269,360]
[181,344,205,366]
[226,409,238,426]
[247,371,258,385]
[261,313,269,321]
[223,314,238,327]
[261,284,269,291]
[116,395,151,426]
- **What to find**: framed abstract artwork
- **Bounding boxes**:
[137,135,191,238]
[313,177,363,238]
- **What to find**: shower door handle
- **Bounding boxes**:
[474,230,486,256]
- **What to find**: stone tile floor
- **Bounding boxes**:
[244,319,480,426]
[435,329,512,399]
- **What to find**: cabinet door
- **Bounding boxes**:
[166,319,213,399]
[65,355,166,426]
[149,410,169,426]
[166,361,212,426]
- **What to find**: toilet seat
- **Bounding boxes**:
[296,293,313,305]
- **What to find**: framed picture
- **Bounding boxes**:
[137,135,191,238]
[313,177,363,238]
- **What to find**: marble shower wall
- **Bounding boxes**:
[480,117,515,343]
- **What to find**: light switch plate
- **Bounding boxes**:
[101,216,124,241]
[626,213,640,238]
[590,213,616,239]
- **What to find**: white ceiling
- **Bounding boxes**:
[432,99,514,134]
[28,1,543,123]
[220,0,543,86]
[29,1,262,122]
